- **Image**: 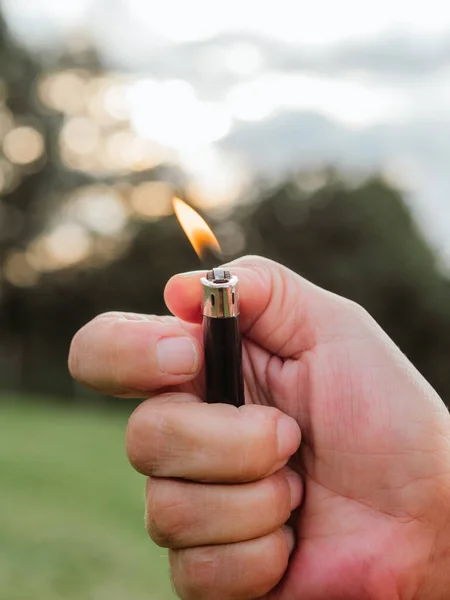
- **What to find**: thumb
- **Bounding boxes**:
[164,255,355,358]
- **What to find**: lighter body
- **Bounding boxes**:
[201,269,245,407]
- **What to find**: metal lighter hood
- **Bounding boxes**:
[201,268,239,318]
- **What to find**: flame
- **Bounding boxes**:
[173,197,221,259]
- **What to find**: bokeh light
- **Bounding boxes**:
[129,181,173,220]
[4,251,38,287]
[86,77,122,125]
[3,126,45,165]
[103,83,130,121]
[68,185,128,235]
[180,146,247,208]
[44,223,93,267]
[60,116,101,156]
[27,223,93,272]
[39,70,88,115]
[104,130,164,172]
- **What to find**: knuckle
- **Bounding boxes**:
[68,313,123,384]
[125,407,146,472]
[102,319,129,389]
[345,297,369,318]
[172,546,221,599]
[146,480,188,548]
[170,532,289,600]
[332,292,371,323]
[342,298,379,335]
[322,292,376,340]
[125,404,177,476]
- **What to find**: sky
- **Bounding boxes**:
[4,0,450,265]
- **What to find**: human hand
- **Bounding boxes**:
[69,256,450,599]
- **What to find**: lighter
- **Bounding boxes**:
[201,268,245,407]
[172,197,245,406]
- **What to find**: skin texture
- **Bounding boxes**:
[69,256,450,600]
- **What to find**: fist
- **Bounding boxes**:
[129,400,301,598]
[69,256,450,599]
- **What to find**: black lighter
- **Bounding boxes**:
[201,267,245,407]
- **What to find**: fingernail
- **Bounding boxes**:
[156,337,198,375]
[277,415,301,459]
[284,469,303,510]
[282,525,296,556]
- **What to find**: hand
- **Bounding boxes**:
[69,256,450,599]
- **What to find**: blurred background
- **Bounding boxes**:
[1,0,450,598]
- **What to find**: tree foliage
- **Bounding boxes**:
[0,12,448,406]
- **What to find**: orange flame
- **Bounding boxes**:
[173,197,221,259]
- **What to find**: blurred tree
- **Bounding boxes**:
[241,171,450,403]
[0,10,448,408]
[0,13,56,393]
[0,11,183,396]
[0,12,48,256]
[9,170,450,407]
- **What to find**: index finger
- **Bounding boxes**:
[68,312,203,397]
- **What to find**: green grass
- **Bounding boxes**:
[0,396,176,600]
